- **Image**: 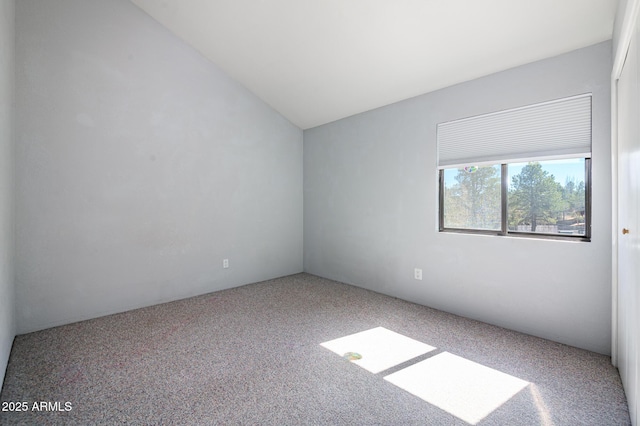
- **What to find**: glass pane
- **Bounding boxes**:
[443,165,501,230]
[507,159,586,235]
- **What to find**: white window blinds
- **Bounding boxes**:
[437,94,592,168]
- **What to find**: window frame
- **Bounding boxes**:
[438,158,591,242]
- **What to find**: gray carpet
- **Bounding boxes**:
[0,273,630,425]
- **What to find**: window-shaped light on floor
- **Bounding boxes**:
[384,352,529,425]
[320,327,436,374]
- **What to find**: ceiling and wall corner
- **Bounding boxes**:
[614,0,632,59]
[130,0,618,129]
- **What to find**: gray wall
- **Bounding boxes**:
[0,0,15,386]
[15,0,303,333]
[304,41,613,354]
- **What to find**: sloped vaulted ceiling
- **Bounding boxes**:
[130,0,618,129]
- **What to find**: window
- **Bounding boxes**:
[437,94,591,241]
[440,159,590,239]
[442,165,501,231]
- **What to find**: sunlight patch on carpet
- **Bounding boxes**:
[320,327,436,373]
[384,352,529,425]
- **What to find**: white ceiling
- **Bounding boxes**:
[130,0,618,129]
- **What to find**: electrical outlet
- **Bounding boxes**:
[414,268,422,280]
[223,259,229,269]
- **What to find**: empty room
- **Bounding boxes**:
[1,0,639,424]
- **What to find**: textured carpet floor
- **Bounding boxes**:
[0,273,630,425]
